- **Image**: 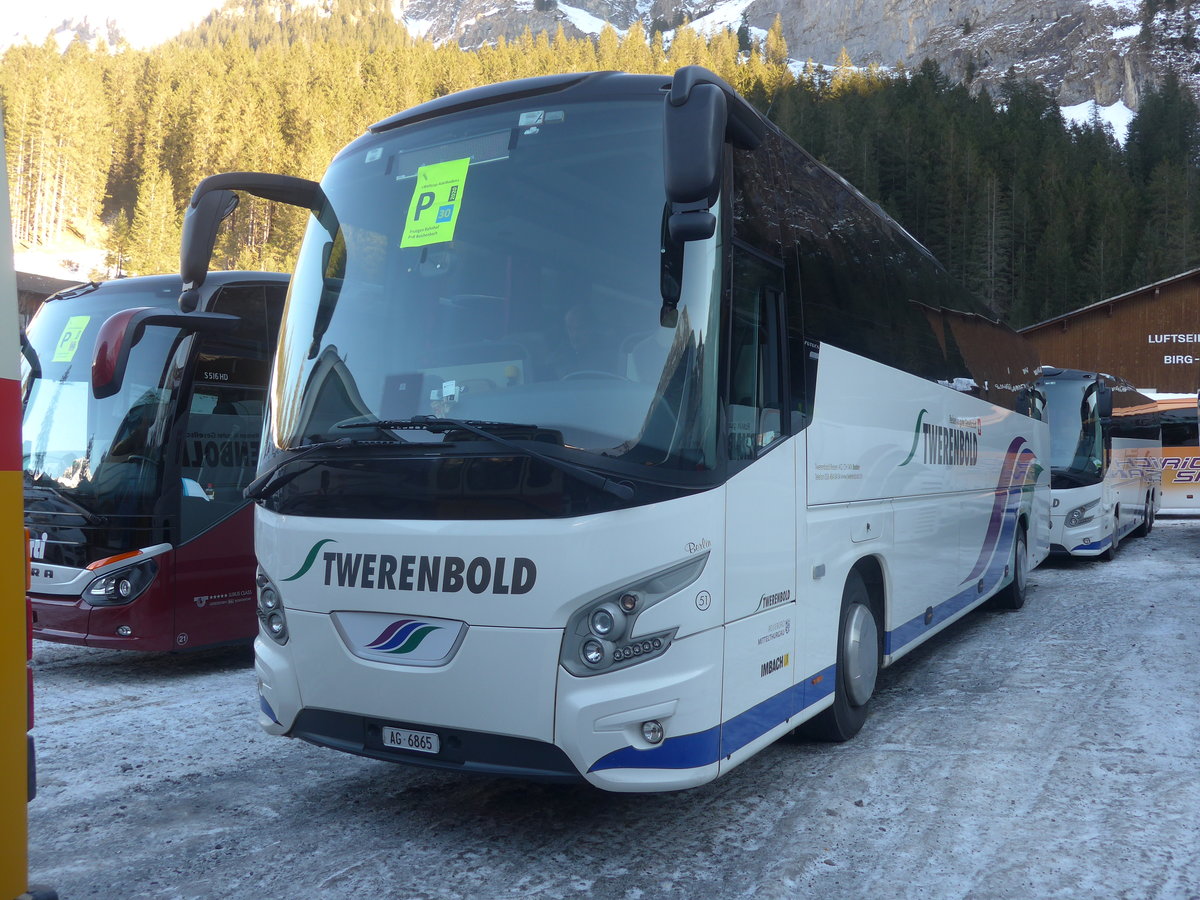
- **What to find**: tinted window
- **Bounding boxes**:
[771,134,1038,411]
[728,248,787,462]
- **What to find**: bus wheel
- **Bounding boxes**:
[801,570,879,743]
[1134,494,1154,538]
[1101,511,1120,561]
[991,525,1028,611]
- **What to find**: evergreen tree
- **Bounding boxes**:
[1,2,1194,325]
[126,163,181,274]
[1126,72,1200,183]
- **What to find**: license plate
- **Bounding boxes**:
[381,726,440,755]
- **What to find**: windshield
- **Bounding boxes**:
[1043,377,1103,482]
[22,284,182,519]
[270,92,720,483]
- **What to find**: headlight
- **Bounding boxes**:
[588,604,623,639]
[560,554,708,677]
[1065,499,1100,528]
[84,559,158,606]
[256,568,289,645]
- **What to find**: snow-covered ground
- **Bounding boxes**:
[13,246,110,282]
[26,517,1200,898]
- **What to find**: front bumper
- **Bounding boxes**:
[30,592,176,652]
[1048,511,1112,557]
[256,609,725,792]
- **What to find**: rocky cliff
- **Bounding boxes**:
[391,0,1193,110]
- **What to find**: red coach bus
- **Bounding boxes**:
[21,271,287,651]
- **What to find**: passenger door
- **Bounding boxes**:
[721,247,800,761]
[171,281,284,648]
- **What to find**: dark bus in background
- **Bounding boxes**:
[21,272,287,651]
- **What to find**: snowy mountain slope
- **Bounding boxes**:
[7,0,1191,114]
[390,0,1187,111]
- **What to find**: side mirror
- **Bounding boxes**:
[179,171,324,311]
[660,67,766,326]
[1097,387,1114,420]
[662,66,765,245]
[92,308,239,400]
[663,82,726,244]
[180,189,239,307]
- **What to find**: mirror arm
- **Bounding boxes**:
[187,172,323,210]
[180,172,325,310]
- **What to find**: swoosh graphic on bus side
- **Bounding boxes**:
[898,408,929,466]
[960,437,1037,586]
[282,538,337,582]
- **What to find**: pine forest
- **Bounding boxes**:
[2,1,1199,329]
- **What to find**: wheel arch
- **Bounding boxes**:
[848,554,886,659]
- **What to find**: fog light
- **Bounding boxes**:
[266,611,287,638]
[116,625,132,637]
[641,720,664,745]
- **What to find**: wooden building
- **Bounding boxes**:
[16,271,83,328]
[1019,268,1200,392]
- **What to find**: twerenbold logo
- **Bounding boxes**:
[899,409,929,467]
[282,538,337,582]
[365,619,442,654]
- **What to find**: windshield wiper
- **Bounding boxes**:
[1049,466,1100,488]
[338,415,636,501]
[244,437,383,501]
[23,481,106,525]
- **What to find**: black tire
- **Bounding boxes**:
[1134,493,1154,538]
[1100,511,1119,561]
[800,570,880,743]
[991,525,1028,611]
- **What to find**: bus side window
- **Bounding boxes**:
[728,249,786,462]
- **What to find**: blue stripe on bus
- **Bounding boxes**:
[591,501,1023,773]
[1064,511,1146,554]
[592,441,1042,773]
[888,491,1022,654]
[588,663,837,773]
[260,694,280,725]
[1069,536,1112,553]
[588,725,721,771]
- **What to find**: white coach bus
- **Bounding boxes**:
[1041,367,1160,559]
[177,67,1050,792]
[1148,394,1200,513]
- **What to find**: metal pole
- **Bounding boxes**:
[0,100,30,899]
[0,103,56,900]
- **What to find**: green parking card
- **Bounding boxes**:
[52,315,91,363]
[400,157,471,249]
